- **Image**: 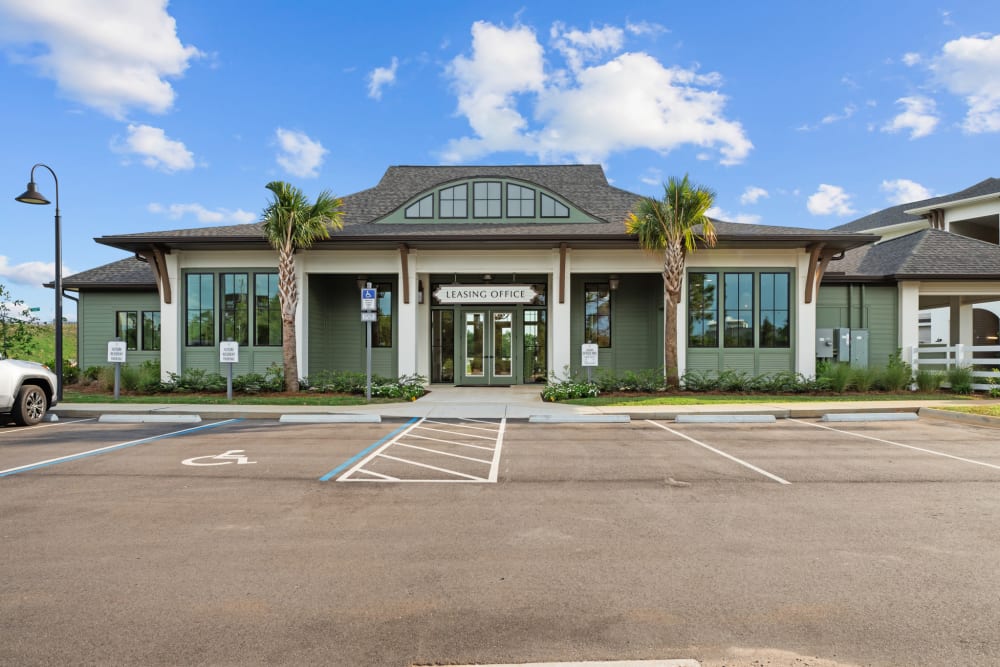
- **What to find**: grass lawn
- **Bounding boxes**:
[6,323,77,365]
[61,390,407,406]
[939,404,1000,417]
[559,392,974,406]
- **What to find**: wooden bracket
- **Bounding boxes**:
[139,244,172,305]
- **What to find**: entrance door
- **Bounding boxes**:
[460,310,515,385]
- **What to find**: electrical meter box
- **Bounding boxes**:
[816,328,834,358]
[833,328,852,363]
[850,329,869,368]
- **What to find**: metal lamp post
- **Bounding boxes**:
[14,163,63,402]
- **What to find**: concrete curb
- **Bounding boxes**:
[821,412,920,422]
[676,414,777,423]
[918,406,1000,428]
[529,414,630,424]
[98,414,202,424]
[278,414,381,424]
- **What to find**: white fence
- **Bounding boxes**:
[911,344,1000,391]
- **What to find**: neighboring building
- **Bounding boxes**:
[828,178,1000,358]
[64,165,879,384]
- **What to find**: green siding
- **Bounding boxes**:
[307,275,397,378]
[77,291,161,369]
[817,284,898,367]
[569,274,662,377]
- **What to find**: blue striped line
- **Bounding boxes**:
[319,417,419,482]
[0,418,244,477]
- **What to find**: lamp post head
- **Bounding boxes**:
[15,181,51,205]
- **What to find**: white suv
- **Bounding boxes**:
[0,356,58,426]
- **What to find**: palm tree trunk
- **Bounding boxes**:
[663,240,685,388]
[277,245,299,392]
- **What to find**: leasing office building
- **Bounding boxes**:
[65,164,899,384]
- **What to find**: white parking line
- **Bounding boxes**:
[647,420,791,485]
[790,418,1000,471]
[337,417,505,483]
[0,418,95,437]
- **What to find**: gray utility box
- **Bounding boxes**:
[816,328,835,358]
[831,327,870,368]
[833,328,852,363]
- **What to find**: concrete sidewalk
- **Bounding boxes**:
[49,384,997,421]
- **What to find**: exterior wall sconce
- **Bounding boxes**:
[482,274,493,282]
[609,275,620,291]
[355,276,368,290]
[417,280,424,304]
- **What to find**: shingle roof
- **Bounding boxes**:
[832,177,1000,233]
[97,165,875,253]
[825,228,1000,280]
[59,257,156,289]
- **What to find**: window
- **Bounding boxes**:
[254,273,281,346]
[371,282,393,348]
[584,283,611,347]
[116,311,137,350]
[724,273,754,348]
[688,273,718,348]
[220,273,249,346]
[540,193,569,218]
[507,184,535,217]
[473,182,501,218]
[760,273,791,348]
[142,311,161,351]
[186,273,214,346]
[439,184,467,218]
[405,194,433,218]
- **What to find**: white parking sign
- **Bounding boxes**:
[361,287,377,311]
[107,340,127,363]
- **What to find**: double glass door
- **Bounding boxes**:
[461,309,514,385]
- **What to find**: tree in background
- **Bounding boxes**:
[260,181,344,392]
[626,175,717,387]
[0,283,39,359]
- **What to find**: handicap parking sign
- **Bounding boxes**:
[361,288,377,311]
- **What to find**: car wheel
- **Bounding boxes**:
[12,385,48,426]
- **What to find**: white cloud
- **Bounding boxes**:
[441,21,751,166]
[367,56,399,100]
[902,52,922,66]
[147,202,255,224]
[807,184,856,216]
[114,123,195,172]
[625,20,667,36]
[275,128,327,178]
[821,104,857,124]
[932,33,1000,133]
[551,22,624,72]
[0,0,201,119]
[880,179,933,205]
[0,255,70,286]
[706,206,760,225]
[881,96,940,139]
[740,186,769,205]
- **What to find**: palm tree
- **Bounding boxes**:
[626,175,717,387]
[260,181,344,392]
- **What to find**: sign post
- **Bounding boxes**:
[220,340,239,400]
[581,343,599,383]
[361,285,376,401]
[107,338,127,400]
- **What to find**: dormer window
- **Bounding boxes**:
[405,194,433,218]
[439,184,467,218]
[540,193,569,218]
[507,184,535,218]
[473,182,502,218]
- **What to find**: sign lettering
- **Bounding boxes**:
[433,284,538,305]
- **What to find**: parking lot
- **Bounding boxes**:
[2,415,999,666]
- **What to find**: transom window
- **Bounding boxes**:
[540,193,569,218]
[507,184,535,217]
[439,184,467,218]
[473,182,502,218]
[405,194,433,218]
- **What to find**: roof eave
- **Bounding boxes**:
[905,192,1000,215]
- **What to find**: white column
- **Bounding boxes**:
[160,252,180,380]
[550,247,572,379]
[294,260,306,381]
[397,252,418,376]
[414,272,429,380]
[898,281,921,361]
[958,302,974,347]
[675,272,686,377]
[797,253,817,377]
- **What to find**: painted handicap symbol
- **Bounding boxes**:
[182,449,257,467]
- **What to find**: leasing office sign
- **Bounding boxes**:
[433,284,539,305]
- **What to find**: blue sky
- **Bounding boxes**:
[0,0,997,321]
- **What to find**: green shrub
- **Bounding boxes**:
[820,362,854,392]
[851,366,880,393]
[542,379,599,401]
[752,371,809,394]
[987,368,1000,398]
[914,369,943,393]
[82,366,103,382]
[947,366,974,395]
[878,349,913,392]
[715,369,754,392]
[167,368,227,393]
[680,369,718,392]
